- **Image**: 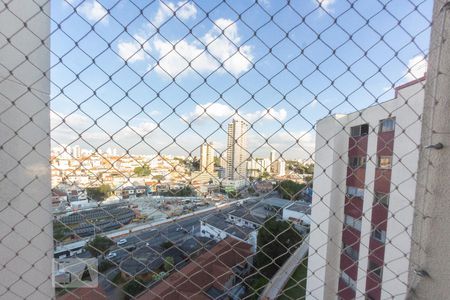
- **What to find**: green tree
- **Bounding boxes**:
[213,156,221,167]
[163,256,174,272]
[123,279,146,299]
[255,218,303,277]
[160,241,174,249]
[153,175,165,182]
[53,221,68,242]
[277,180,306,200]
[134,163,151,176]
[85,235,114,257]
[86,184,112,201]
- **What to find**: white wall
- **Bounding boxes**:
[306,81,424,300]
[0,1,53,299]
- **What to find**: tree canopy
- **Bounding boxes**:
[277,180,306,200]
[85,235,115,257]
[134,163,151,176]
[255,218,303,277]
[86,184,113,201]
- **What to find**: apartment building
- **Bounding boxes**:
[306,77,425,300]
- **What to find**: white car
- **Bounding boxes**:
[117,239,127,245]
[105,252,117,259]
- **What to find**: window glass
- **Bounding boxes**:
[350,124,369,137]
[380,118,395,133]
[341,272,357,290]
[349,156,366,168]
[374,192,389,207]
[345,215,362,231]
[378,156,392,169]
[372,228,386,243]
[343,243,359,260]
[368,261,383,278]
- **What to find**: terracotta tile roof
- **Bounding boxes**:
[138,237,253,300]
[56,287,107,300]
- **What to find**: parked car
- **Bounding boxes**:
[105,252,117,260]
[117,239,127,245]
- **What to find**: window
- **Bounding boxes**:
[377,156,392,169]
[349,156,366,168]
[350,124,369,137]
[345,215,362,231]
[368,261,383,278]
[379,118,395,133]
[373,192,389,207]
[347,186,364,198]
[343,243,359,260]
[372,228,386,243]
[341,271,357,290]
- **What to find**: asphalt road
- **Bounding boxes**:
[105,203,237,262]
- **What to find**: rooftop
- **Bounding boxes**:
[138,237,253,300]
[285,201,311,214]
[260,197,292,208]
[202,214,256,240]
[228,207,264,225]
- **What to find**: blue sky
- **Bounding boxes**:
[50,0,432,159]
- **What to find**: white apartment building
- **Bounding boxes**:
[306,78,425,300]
[226,119,249,180]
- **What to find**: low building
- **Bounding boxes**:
[200,214,258,252]
[227,207,264,230]
[282,201,312,226]
[138,237,253,300]
[250,197,292,219]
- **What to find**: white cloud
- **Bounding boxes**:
[153,18,253,77]
[153,1,197,27]
[182,102,235,121]
[77,0,108,24]
[117,35,150,63]
[243,108,287,122]
[405,54,427,81]
[316,0,335,12]
[51,111,92,131]
[182,103,287,124]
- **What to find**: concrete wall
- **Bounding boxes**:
[408,0,450,298]
[306,80,425,300]
[0,0,53,299]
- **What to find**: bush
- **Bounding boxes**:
[85,235,114,257]
[163,256,174,272]
[123,279,146,299]
[255,218,303,277]
[98,260,114,272]
[160,241,174,249]
[277,180,306,200]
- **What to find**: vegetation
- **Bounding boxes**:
[213,156,221,167]
[53,221,68,242]
[160,241,174,249]
[98,260,114,272]
[286,161,314,174]
[153,175,165,182]
[160,186,196,197]
[255,218,303,278]
[277,180,306,200]
[163,256,174,272]
[86,184,112,201]
[134,163,151,177]
[122,278,146,299]
[85,235,115,257]
[278,259,308,300]
[246,275,269,300]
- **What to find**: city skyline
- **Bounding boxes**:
[50,0,429,160]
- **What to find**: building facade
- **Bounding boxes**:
[200,142,215,174]
[306,78,425,300]
[226,119,249,180]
